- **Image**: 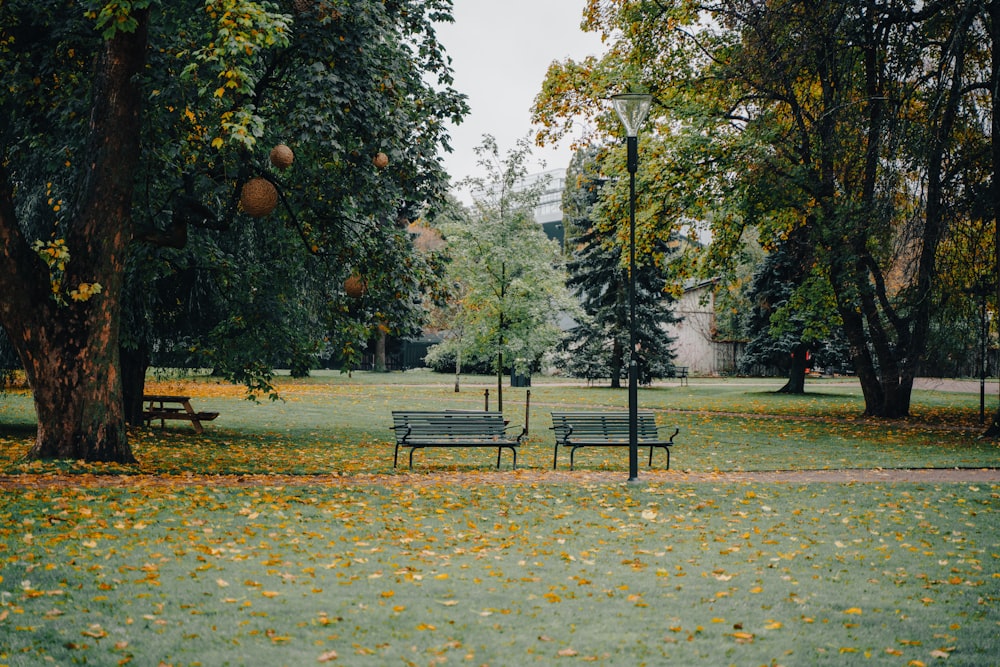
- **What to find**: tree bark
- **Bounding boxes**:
[374,328,387,372]
[777,344,808,394]
[609,338,623,389]
[987,0,1000,438]
[0,14,149,461]
[121,342,150,427]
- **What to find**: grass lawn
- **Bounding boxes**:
[1,371,998,666]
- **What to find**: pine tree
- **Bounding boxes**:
[559,150,678,386]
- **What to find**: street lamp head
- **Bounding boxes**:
[611,93,653,138]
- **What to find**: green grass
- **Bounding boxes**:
[1,372,998,666]
[2,481,997,666]
[2,372,996,475]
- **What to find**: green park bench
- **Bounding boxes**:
[550,411,679,470]
[391,410,526,470]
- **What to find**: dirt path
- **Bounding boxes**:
[1,467,998,491]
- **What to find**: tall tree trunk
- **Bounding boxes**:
[0,14,149,461]
[777,344,808,394]
[987,0,1000,438]
[121,342,150,427]
[374,328,387,372]
[609,337,623,389]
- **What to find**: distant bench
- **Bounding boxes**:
[391,410,526,470]
[143,394,219,434]
[550,411,678,470]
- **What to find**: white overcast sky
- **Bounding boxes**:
[435,1,607,200]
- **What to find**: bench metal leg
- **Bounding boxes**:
[553,443,559,469]
[393,443,400,468]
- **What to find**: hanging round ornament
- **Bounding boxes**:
[240,177,278,217]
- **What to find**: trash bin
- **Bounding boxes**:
[510,370,531,387]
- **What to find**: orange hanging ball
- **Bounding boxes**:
[344,274,366,299]
[373,152,389,169]
[240,178,278,217]
[269,143,294,169]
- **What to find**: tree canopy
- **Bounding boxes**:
[558,147,678,386]
[427,136,580,409]
[533,0,996,418]
[0,0,467,460]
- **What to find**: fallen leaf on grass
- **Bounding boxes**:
[317,649,338,662]
[557,648,578,657]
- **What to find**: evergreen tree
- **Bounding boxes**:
[559,150,678,386]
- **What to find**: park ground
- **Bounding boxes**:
[0,372,998,666]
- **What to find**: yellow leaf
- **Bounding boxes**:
[843,607,863,615]
[261,591,280,598]
[765,621,783,630]
[380,590,394,598]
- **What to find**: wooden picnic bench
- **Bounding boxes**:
[550,411,678,470]
[391,410,526,470]
[143,394,219,434]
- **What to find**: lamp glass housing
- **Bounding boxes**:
[611,93,653,137]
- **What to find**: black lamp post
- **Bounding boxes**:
[611,92,652,483]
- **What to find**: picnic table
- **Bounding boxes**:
[142,394,219,434]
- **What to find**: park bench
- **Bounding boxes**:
[550,411,678,470]
[391,410,526,470]
[143,394,219,434]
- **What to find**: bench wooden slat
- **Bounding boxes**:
[391,411,524,469]
[550,411,678,470]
